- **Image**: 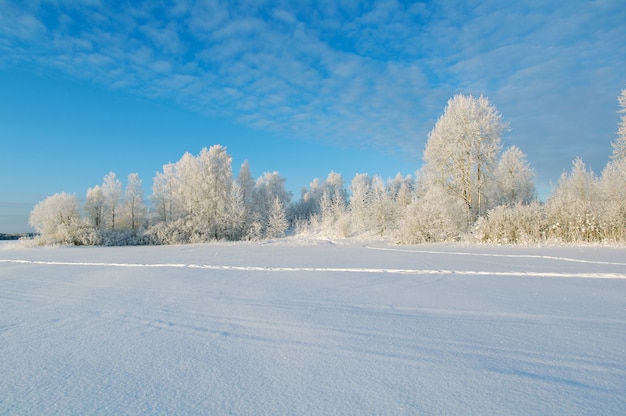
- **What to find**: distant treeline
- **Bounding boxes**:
[0,233,37,240]
[27,91,626,246]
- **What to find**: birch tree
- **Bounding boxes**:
[237,161,255,215]
[422,94,506,217]
[370,176,394,235]
[148,146,237,242]
[491,146,535,206]
[151,163,179,224]
[349,173,372,233]
[598,89,626,241]
[102,172,122,230]
[188,145,234,239]
[123,173,146,230]
[84,185,105,229]
[612,89,626,161]
[318,172,348,233]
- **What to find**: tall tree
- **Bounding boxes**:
[151,163,179,224]
[175,152,202,219]
[266,197,288,238]
[388,173,414,207]
[318,172,347,230]
[191,145,234,239]
[84,185,105,229]
[369,176,397,235]
[252,171,291,236]
[349,173,372,233]
[102,172,122,230]
[612,89,626,161]
[491,146,536,206]
[226,183,247,240]
[237,160,255,216]
[598,89,626,241]
[599,158,626,241]
[123,173,146,230]
[422,94,506,217]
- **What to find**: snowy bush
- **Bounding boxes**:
[95,229,151,246]
[546,158,603,242]
[395,187,470,244]
[475,202,547,244]
[29,193,84,245]
[145,219,191,245]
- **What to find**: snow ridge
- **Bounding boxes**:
[1,258,624,279]
[365,245,626,266]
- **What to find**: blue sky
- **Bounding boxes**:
[1,0,625,233]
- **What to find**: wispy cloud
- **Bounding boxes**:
[1,0,624,191]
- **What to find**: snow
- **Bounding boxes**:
[1,239,625,415]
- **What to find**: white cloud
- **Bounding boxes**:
[0,0,624,190]
[0,2,46,41]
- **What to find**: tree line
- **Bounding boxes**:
[29,91,626,245]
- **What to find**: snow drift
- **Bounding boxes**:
[1,240,625,415]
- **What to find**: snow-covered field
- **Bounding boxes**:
[1,239,625,415]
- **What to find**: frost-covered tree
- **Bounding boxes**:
[266,197,289,238]
[151,163,180,224]
[184,146,235,240]
[84,185,105,229]
[226,183,248,240]
[369,176,395,235]
[599,158,626,241]
[29,193,83,245]
[597,89,626,241]
[291,172,345,223]
[491,146,535,206]
[237,160,255,219]
[349,173,372,233]
[253,171,291,215]
[102,172,122,230]
[200,146,234,230]
[318,172,348,233]
[388,173,414,208]
[612,89,626,161]
[422,94,506,217]
[148,145,239,242]
[291,178,322,221]
[323,172,348,206]
[546,158,600,242]
[250,171,291,238]
[175,151,202,219]
[122,173,146,230]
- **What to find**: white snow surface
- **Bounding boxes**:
[1,238,625,415]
